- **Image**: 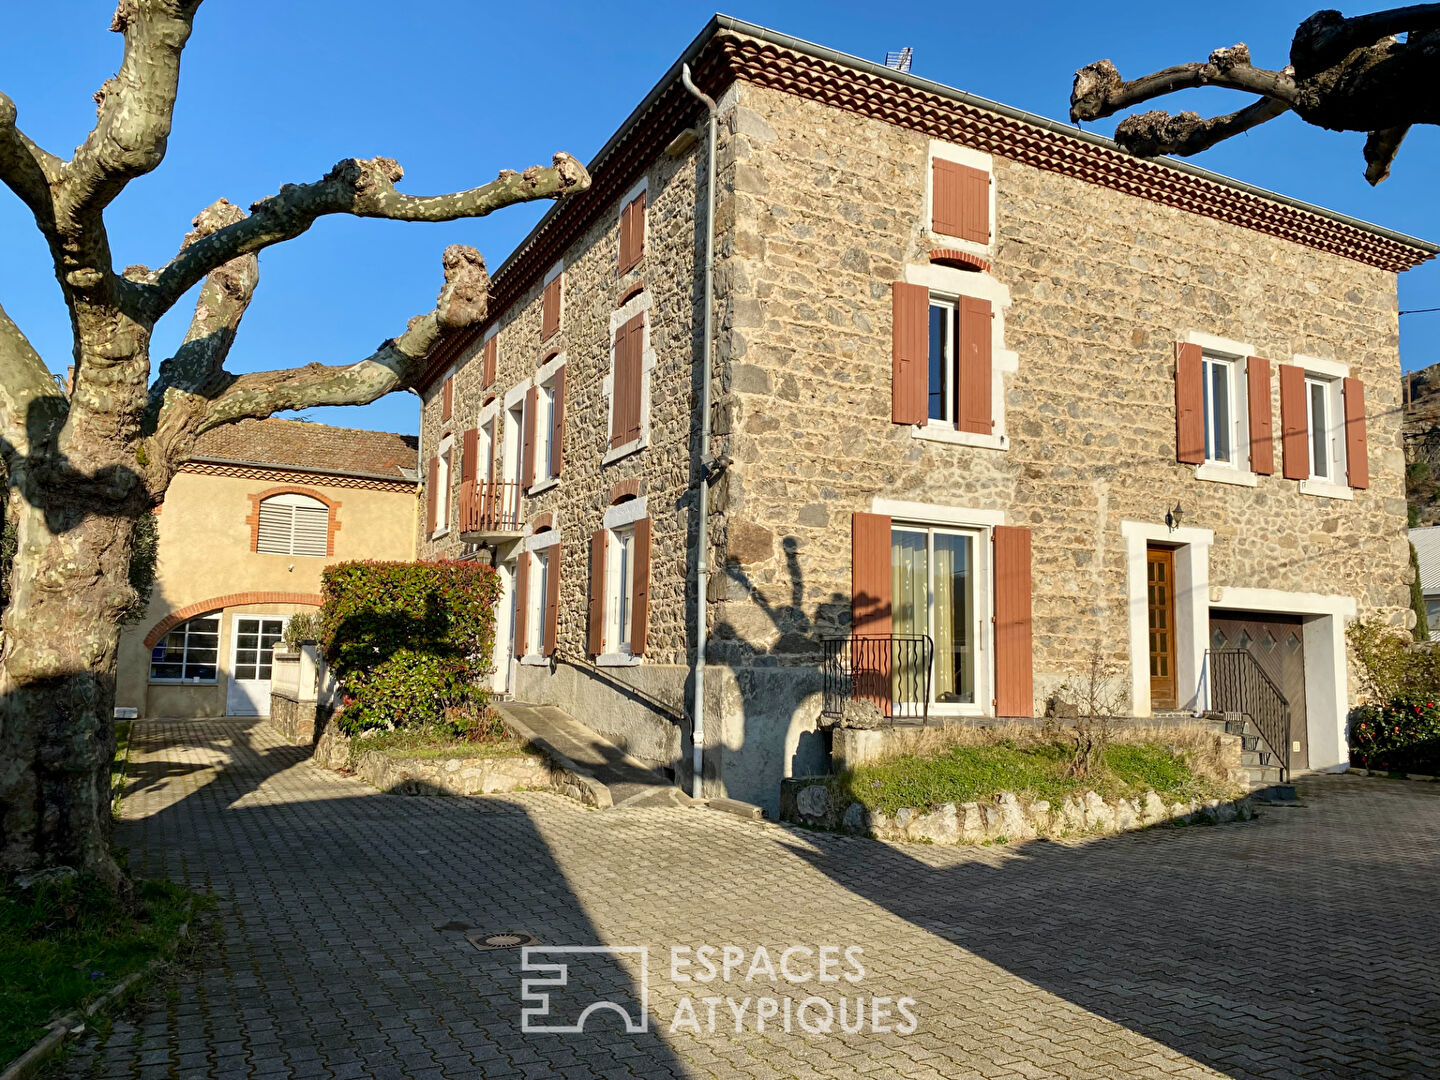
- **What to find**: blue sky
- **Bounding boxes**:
[1,2,1434,436]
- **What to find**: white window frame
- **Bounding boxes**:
[597,497,648,667]
[432,435,453,538]
[519,527,560,664]
[871,499,1001,718]
[603,290,657,466]
[149,615,221,685]
[529,351,566,495]
[501,381,529,492]
[902,264,1015,452]
[1187,331,1258,488]
[925,141,994,257]
[1294,354,1353,501]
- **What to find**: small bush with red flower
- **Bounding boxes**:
[320,560,501,736]
[1346,619,1440,773]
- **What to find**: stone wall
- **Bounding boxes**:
[706,80,1408,735]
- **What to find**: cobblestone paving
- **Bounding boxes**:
[58,717,1440,1079]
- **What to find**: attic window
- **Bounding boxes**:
[257,493,331,557]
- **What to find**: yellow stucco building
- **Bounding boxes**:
[116,419,419,718]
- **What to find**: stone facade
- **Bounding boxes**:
[415,23,1431,815]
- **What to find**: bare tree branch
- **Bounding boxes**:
[1364,124,1411,184]
[56,0,202,230]
[1071,8,1440,180]
[143,153,588,319]
[1292,3,1440,76]
[0,92,62,222]
[1071,45,1299,123]
[1113,96,1290,157]
[153,245,485,458]
[0,301,66,465]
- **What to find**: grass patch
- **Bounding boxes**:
[833,730,1240,815]
[0,874,202,1067]
[348,714,535,766]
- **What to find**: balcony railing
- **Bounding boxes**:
[821,635,934,724]
[459,479,524,538]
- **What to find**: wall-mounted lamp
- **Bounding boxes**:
[1164,504,1185,533]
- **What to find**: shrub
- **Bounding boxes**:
[282,611,321,651]
[1349,697,1440,774]
[320,560,501,735]
[1347,618,1440,703]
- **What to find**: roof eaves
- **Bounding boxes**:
[185,455,417,486]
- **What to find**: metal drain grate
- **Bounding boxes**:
[467,931,537,951]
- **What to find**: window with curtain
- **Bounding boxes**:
[256,493,330,556]
[892,525,977,706]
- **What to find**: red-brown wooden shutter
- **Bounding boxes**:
[482,337,497,389]
[543,544,561,656]
[542,275,561,340]
[550,366,566,478]
[892,282,928,425]
[460,428,478,484]
[612,314,644,447]
[932,159,989,244]
[441,377,453,422]
[993,525,1034,718]
[620,191,645,274]
[851,512,892,635]
[521,385,538,489]
[515,551,531,656]
[1174,342,1204,464]
[1344,377,1369,489]
[851,511,892,716]
[425,456,438,533]
[1279,363,1308,480]
[630,517,651,656]
[958,296,993,434]
[588,530,606,656]
[1246,356,1274,475]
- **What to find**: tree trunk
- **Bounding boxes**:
[0,490,135,884]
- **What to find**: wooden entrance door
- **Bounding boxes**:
[1147,547,1178,710]
[1210,613,1308,771]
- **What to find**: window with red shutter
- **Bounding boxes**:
[521,386,538,490]
[1343,377,1368,489]
[957,296,993,434]
[425,456,438,534]
[541,270,562,341]
[932,158,990,245]
[1279,364,1308,480]
[588,530,606,656]
[610,313,644,449]
[630,518,651,656]
[1247,356,1275,475]
[1174,343,1205,464]
[481,336,497,390]
[543,542,561,656]
[550,365,566,478]
[891,283,928,426]
[993,525,1033,718]
[514,551,531,656]
[619,189,646,274]
[441,376,453,423]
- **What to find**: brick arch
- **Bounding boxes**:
[609,478,641,505]
[929,248,990,272]
[143,592,324,649]
[246,485,343,556]
[530,511,555,533]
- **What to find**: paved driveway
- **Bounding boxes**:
[60,717,1440,1080]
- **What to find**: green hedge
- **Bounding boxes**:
[1349,697,1440,774]
[320,560,501,735]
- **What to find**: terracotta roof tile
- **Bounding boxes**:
[188,418,418,482]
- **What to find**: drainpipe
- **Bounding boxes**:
[681,63,717,801]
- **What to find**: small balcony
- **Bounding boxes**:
[821,634,934,725]
[458,479,524,542]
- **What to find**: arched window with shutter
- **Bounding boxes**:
[254,492,334,557]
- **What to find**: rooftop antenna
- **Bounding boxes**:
[884,47,913,74]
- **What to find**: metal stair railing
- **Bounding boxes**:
[1207,648,1291,780]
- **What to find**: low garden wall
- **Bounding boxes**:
[780,779,1254,844]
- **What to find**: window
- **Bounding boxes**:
[542,263,563,341]
[607,307,647,457]
[1202,355,1237,466]
[257,493,330,556]
[525,359,566,489]
[929,145,991,247]
[527,548,550,656]
[233,617,284,682]
[907,287,993,436]
[927,299,955,424]
[607,525,636,654]
[891,525,980,707]
[1307,375,1339,481]
[150,616,220,683]
[432,441,453,535]
[619,187,646,274]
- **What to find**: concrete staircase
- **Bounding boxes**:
[1151,709,1293,799]
[494,701,691,809]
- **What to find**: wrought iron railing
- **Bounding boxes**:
[459,480,523,535]
[1207,648,1291,779]
[821,635,934,724]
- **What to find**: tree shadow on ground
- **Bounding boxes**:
[774,776,1440,1079]
[74,716,685,1080]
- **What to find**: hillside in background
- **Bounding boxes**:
[1406,363,1440,525]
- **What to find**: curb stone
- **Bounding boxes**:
[0,921,190,1080]
[1348,767,1439,782]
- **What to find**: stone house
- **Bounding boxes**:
[415,16,1436,813]
[116,420,418,719]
